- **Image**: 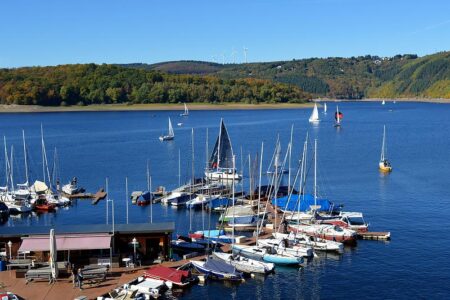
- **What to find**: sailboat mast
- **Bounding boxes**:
[3,137,9,189]
[231,155,236,247]
[125,177,129,224]
[217,119,222,170]
[381,125,386,161]
[10,145,14,192]
[314,139,317,207]
[256,142,263,243]
[147,161,152,223]
[178,149,181,187]
[248,154,252,199]
[41,124,45,185]
[190,128,194,232]
[22,130,29,185]
[288,124,294,194]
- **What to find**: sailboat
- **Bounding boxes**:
[323,103,327,114]
[180,103,189,117]
[205,119,241,181]
[381,100,386,105]
[309,103,320,123]
[334,105,343,127]
[159,117,174,141]
[379,125,392,172]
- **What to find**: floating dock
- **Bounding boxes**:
[62,188,107,205]
[357,232,391,240]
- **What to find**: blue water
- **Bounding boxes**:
[1,102,450,299]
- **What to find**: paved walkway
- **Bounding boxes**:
[0,266,148,300]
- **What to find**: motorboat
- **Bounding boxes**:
[257,238,314,257]
[232,244,304,266]
[212,252,274,274]
[289,224,357,244]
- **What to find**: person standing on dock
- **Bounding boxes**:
[77,268,84,290]
[71,265,78,288]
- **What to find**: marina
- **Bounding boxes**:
[0,102,449,299]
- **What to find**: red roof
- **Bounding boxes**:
[144,266,189,285]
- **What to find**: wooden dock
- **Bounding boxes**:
[358,232,391,240]
[62,189,107,205]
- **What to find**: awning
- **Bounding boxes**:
[19,234,111,252]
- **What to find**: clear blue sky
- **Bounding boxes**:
[1,0,449,67]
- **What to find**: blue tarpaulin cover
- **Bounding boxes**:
[272,194,335,212]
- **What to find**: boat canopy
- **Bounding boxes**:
[209,119,234,169]
[33,180,48,193]
[205,258,237,274]
[223,205,254,217]
[144,266,190,284]
[272,194,336,212]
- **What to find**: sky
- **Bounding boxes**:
[1,0,449,67]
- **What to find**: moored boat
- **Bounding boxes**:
[190,259,244,281]
[289,224,357,244]
[144,265,195,288]
[212,252,274,274]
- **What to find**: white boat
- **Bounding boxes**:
[316,211,369,233]
[308,103,320,123]
[212,252,274,274]
[161,191,191,206]
[288,224,357,244]
[129,277,166,299]
[159,117,174,141]
[273,232,343,253]
[61,177,82,195]
[382,100,386,105]
[177,122,183,126]
[323,102,327,113]
[232,244,303,266]
[14,183,30,199]
[379,125,392,172]
[205,119,242,182]
[257,238,314,257]
[186,194,219,208]
[334,105,342,127]
[180,103,189,116]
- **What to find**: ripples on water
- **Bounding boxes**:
[1,102,450,298]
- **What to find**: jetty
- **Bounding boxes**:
[62,188,107,205]
[357,231,391,240]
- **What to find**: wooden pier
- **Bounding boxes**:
[357,232,391,240]
[62,189,107,205]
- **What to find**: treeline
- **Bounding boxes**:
[131,51,450,99]
[0,64,311,106]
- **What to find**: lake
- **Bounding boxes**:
[1,101,449,299]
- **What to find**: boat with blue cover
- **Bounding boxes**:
[190,258,244,281]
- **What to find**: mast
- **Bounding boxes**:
[248,153,252,199]
[189,128,194,232]
[147,160,152,223]
[3,137,9,189]
[231,155,236,248]
[314,139,317,207]
[125,177,129,224]
[288,124,294,193]
[381,125,386,161]
[41,124,45,184]
[22,130,29,185]
[168,118,174,137]
[217,119,223,170]
[256,142,264,243]
[297,137,307,226]
[10,145,14,193]
[178,149,181,187]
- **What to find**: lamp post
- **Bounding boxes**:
[132,237,137,266]
[7,240,12,260]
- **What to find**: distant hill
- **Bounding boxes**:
[0,64,310,106]
[122,51,450,99]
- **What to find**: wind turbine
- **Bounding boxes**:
[231,47,237,64]
[243,46,248,63]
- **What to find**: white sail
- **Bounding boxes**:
[336,105,340,125]
[382,100,385,105]
[309,103,320,122]
[380,125,386,161]
[324,103,327,113]
[184,103,189,115]
[168,118,174,137]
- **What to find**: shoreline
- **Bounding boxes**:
[0,103,313,113]
[0,98,448,113]
[314,98,450,104]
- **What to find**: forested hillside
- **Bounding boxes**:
[124,51,450,99]
[0,64,310,106]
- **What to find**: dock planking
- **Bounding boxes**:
[357,232,391,240]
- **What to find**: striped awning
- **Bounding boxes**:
[19,234,111,252]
